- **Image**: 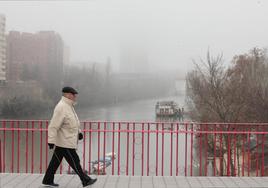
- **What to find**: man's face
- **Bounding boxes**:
[65,93,77,102]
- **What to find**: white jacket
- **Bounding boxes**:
[48,96,81,149]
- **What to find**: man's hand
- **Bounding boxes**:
[79,132,83,140]
[48,143,54,149]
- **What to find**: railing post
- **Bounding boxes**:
[98,122,100,175]
[261,126,265,176]
[248,131,251,177]
[213,124,217,176]
[11,121,14,173]
[103,122,106,175]
[141,123,144,176]
[17,121,20,173]
[132,123,135,176]
[88,122,92,174]
[112,122,115,175]
[190,123,194,176]
[233,125,237,177]
[227,124,231,176]
[3,120,6,173]
[45,121,48,171]
[242,128,246,176]
[176,123,179,176]
[26,121,29,173]
[147,123,150,176]
[170,123,173,176]
[161,123,164,176]
[126,122,129,175]
[83,122,86,171]
[0,138,2,173]
[199,123,202,176]
[118,122,121,175]
[204,124,208,176]
[39,121,43,174]
[256,125,259,177]
[31,121,34,174]
[185,123,188,176]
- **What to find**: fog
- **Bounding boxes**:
[1,0,268,73]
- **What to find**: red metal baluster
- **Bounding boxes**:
[156,123,159,176]
[83,122,86,171]
[141,123,144,176]
[40,121,43,173]
[247,131,251,177]
[98,122,100,175]
[161,123,164,176]
[3,120,6,172]
[256,125,259,177]
[126,123,129,175]
[31,121,34,173]
[170,123,173,176]
[17,121,20,173]
[227,124,231,176]
[118,122,121,175]
[147,123,150,176]
[26,121,29,173]
[112,122,115,175]
[60,161,63,174]
[234,126,237,176]
[199,123,202,176]
[88,122,92,174]
[185,123,188,176]
[191,123,194,176]
[103,122,106,175]
[132,123,135,176]
[0,138,2,173]
[219,125,223,176]
[204,124,208,176]
[176,123,179,176]
[45,121,48,170]
[11,121,14,173]
[214,124,216,176]
[261,125,265,176]
[242,127,245,176]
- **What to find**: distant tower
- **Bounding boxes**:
[0,14,6,84]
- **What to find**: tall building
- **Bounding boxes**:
[7,31,65,82]
[0,14,6,84]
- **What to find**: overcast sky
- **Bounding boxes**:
[0,0,268,73]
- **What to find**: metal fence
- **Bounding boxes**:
[0,120,268,176]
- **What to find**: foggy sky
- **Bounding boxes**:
[0,0,268,73]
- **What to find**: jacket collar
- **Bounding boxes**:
[61,96,75,106]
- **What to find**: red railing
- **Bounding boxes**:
[0,120,268,176]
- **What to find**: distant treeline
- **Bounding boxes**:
[0,64,177,117]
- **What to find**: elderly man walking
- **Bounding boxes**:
[42,87,97,187]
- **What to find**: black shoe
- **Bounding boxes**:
[42,182,59,187]
[82,178,97,187]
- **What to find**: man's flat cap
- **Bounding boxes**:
[62,86,78,94]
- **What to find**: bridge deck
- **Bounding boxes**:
[1,173,268,188]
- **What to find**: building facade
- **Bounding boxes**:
[0,14,6,84]
[7,30,64,82]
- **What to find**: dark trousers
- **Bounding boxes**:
[43,146,89,183]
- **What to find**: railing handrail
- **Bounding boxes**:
[1,127,268,135]
[2,119,268,125]
[0,119,268,125]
